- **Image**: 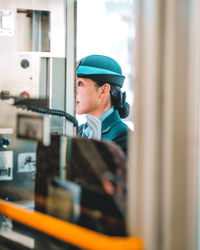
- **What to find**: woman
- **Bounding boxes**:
[76,54,130,155]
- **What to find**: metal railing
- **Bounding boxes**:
[0,199,144,250]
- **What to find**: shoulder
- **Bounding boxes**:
[103,120,130,142]
[101,110,130,136]
[101,110,132,155]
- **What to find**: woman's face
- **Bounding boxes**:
[76,77,102,116]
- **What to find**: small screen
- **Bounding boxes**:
[17,114,44,141]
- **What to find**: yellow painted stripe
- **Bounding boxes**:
[0,199,144,250]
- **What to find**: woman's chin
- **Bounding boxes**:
[76,110,84,115]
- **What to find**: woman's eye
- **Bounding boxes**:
[78,81,83,86]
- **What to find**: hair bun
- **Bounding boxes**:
[110,86,130,118]
[118,102,130,118]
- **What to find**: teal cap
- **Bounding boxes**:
[77,55,125,87]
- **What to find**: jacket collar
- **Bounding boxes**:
[101,110,121,134]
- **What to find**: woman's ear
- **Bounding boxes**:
[101,83,110,96]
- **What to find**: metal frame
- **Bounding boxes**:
[64,0,77,136]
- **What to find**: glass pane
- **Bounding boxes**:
[77,0,135,131]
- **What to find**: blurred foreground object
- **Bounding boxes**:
[36,134,127,236]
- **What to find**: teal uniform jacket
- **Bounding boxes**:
[78,110,130,155]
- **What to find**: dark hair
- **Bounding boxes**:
[110,85,130,118]
[93,79,130,119]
